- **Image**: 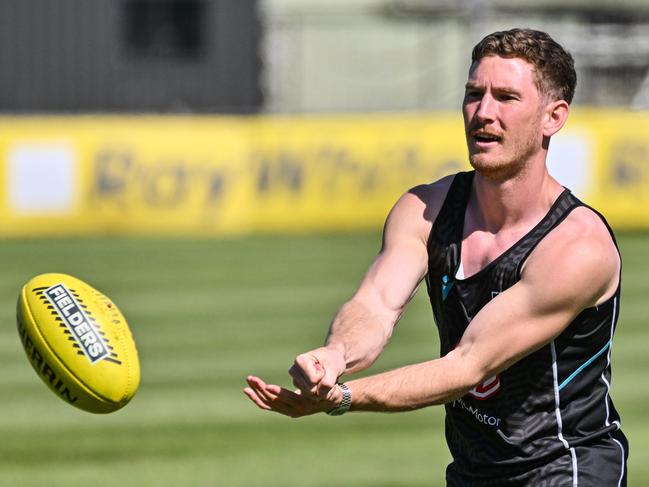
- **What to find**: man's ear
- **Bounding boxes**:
[542,100,570,138]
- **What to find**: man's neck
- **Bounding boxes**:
[469,163,563,234]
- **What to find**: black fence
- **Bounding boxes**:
[0,0,262,113]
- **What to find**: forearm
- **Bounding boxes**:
[325,299,396,376]
[345,353,477,412]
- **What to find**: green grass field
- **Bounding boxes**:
[0,233,646,486]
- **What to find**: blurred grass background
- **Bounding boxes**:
[0,232,646,486]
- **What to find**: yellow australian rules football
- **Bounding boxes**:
[17,273,140,413]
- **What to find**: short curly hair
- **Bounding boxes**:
[472,28,577,104]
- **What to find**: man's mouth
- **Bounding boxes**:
[473,131,502,144]
[470,130,503,152]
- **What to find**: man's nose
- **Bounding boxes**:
[475,94,496,122]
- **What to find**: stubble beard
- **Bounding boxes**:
[468,132,540,183]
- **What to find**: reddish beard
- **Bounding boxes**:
[468,133,539,182]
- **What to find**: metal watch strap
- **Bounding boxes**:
[327,383,351,416]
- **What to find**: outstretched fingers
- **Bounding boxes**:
[244,375,327,418]
[243,376,274,411]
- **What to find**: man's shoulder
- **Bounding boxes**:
[549,204,616,249]
[403,174,458,224]
[524,203,620,307]
[383,174,460,248]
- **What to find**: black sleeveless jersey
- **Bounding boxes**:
[424,171,628,483]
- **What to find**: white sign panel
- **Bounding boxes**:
[547,132,592,199]
[7,143,76,214]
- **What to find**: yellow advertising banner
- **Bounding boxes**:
[568,110,649,229]
[0,117,255,236]
[249,114,469,232]
[0,110,648,237]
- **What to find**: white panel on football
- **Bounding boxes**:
[7,142,76,214]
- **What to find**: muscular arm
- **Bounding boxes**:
[325,193,432,373]
[288,187,436,396]
[345,209,621,411]
[244,207,620,417]
[245,185,619,418]
[244,181,448,411]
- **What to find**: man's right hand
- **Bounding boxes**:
[289,346,347,398]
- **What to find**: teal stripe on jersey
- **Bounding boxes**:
[559,340,612,391]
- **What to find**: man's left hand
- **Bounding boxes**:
[244,375,342,418]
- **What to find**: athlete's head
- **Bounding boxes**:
[471,28,577,105]
[462,29,575,180]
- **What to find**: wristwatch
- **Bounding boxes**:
[327,383,352,416]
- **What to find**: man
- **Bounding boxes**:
[244,28,628,486]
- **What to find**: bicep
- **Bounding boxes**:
[454,232,619,383]
[351,193,431,324]
[355,239,428,319]
[454,281,576,382]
